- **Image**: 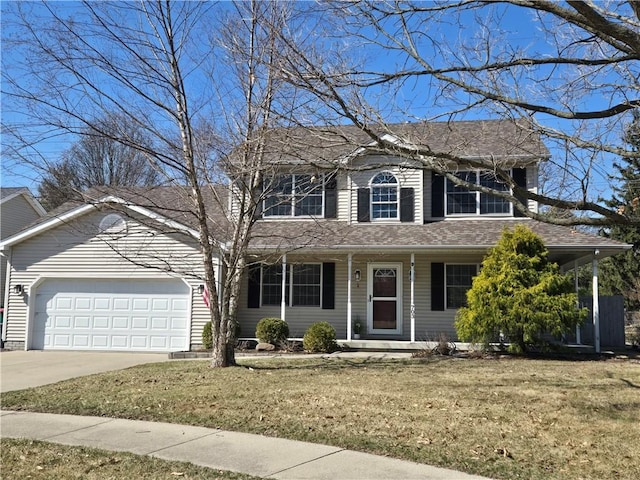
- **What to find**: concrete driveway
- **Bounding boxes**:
[0,351,169,393]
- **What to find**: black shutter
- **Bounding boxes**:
[400,187,414,222]
[512,168,527,217]
[431,262,445,311]
[431,173,444,218]
[247,264,261,308]
[324,174,337,218]
[357,188,370,222]
[322,262,335,309]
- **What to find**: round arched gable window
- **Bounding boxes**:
[99,213,128,234]
[370,172,398,219]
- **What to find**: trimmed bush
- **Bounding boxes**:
[255,317,289,344]
[202,321,213,350]
[303,322,338,353]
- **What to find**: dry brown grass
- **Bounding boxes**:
[0,438,261,479]
[3,356,639,480]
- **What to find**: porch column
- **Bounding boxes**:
[592,251,600,353]
[574,260,581,344]
[410,253,416,343]
[281,254,287,321]
[347,253,353,340]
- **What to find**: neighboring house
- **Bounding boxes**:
[0,120,631,352]
[1,188,47,309]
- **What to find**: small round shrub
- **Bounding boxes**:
[303,322,338,353]
[202,321,213,350]
[255,317,289,344]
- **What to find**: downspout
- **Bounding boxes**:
[1,248,11,344]
[347,253,352,340]
[281,254,287,322]
[592,250,600,353]
[410,253,415,343]
[574,260,581,345]
[347,173,352,225]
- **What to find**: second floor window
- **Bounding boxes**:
[371,172,398,219]
[446,171,511,215]
[264,174,323,217]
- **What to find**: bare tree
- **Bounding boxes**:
[276,0,640,226]
[1,0,301,367]
[38,113,161,209]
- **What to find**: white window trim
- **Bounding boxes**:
[444,263,479,310]
[445,170,513,217]
[369,171,399,221]
[260,263,323,307]
[263,174,326,219]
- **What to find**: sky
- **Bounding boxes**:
[0,1,632,204]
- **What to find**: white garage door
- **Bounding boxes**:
[32,279,190,352]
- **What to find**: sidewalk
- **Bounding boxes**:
[1,410,491,480]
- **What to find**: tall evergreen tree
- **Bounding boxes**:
[455,225,586,353]
[600,115,640,312]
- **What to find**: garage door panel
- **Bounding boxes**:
[92,336,109,348]
[75,316,90,328]
[113,316,130,329]
[94,316,110,329]
[94,298,111,310]
[132,299,150,311]
[32,279,190,352]
[73,335,90,347]
[75,298,92,310]
[131,336,148,348]
[56,297,73,310]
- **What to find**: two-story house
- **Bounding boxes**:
[0,120,631,352]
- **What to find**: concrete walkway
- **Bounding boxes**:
[1,410,491,480]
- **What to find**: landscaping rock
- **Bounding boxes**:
[256,342,275,351]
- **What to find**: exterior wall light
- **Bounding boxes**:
[13,284,23,295]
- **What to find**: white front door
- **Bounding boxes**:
[367,263,403,334]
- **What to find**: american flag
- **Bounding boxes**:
[202,283,211,308]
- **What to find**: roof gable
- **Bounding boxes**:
[0,188,205,250]
[0,187,47,216]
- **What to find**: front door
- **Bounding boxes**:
[367,263,403,334]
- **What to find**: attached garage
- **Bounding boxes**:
[30,278,190,352]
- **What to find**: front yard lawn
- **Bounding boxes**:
[1,438,262,479]
[3,356,639,480]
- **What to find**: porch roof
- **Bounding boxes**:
[247,218,631,267]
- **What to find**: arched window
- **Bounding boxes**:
[370,172,398,219]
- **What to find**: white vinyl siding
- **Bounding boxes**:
[236,252,486,342]
[4,210,209,349]
[1,195,45,307]
[349,157,423,224]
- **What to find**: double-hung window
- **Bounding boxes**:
[446,171,511,215]
[261,263,321,307]
[264,174,323,217]
[445,264,478,309]
[371,172,398,220]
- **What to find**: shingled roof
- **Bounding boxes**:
[247,218,629,267]
[241,118,549,168]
